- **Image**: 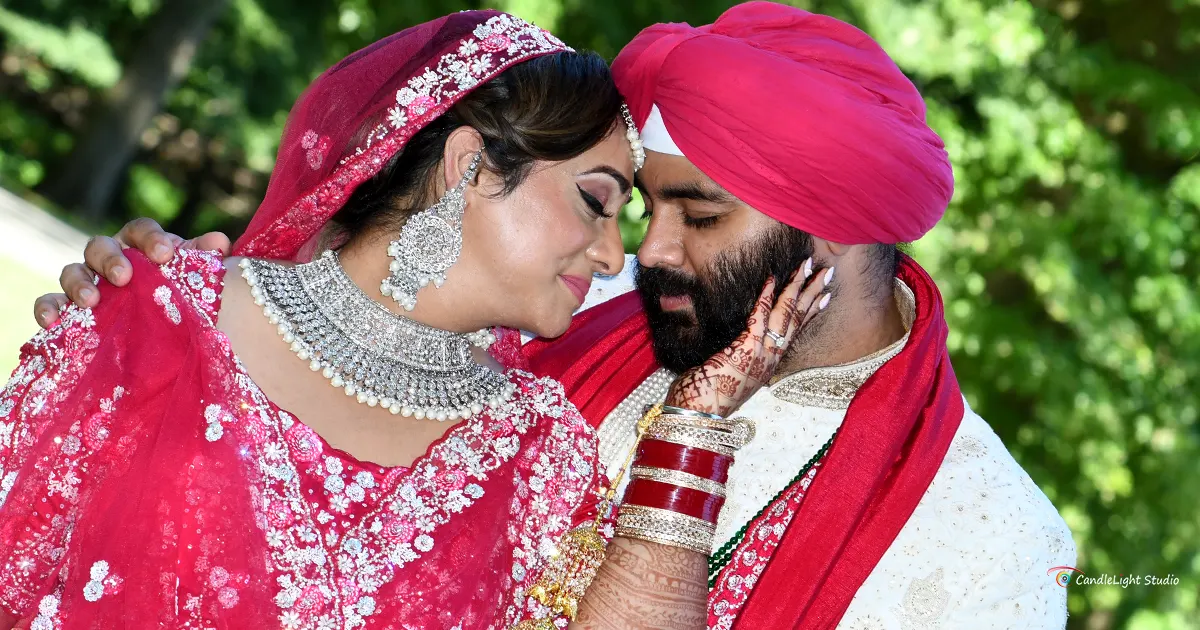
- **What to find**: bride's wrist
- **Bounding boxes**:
[614,406,755,555]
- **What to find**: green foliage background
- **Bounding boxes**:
[1,0,1198,626]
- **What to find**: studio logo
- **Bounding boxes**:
[1048,566,1179,588]
[1048,566,1084,588]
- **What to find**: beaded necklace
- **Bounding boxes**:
[707,432,837,587]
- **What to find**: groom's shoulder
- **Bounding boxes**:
[850,402,1075,625]
[911,400,1075,613]
[933,401,1075,555]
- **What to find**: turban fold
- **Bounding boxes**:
[612,1,954,245]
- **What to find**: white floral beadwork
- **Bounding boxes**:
[708,463,822,629]
[223,327,593,629]
[366,14,570,156]
[30,593,60,630]
[81,560,114,602]
[152,285,182,324]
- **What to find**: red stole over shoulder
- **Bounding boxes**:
[522,291,660,427]
[522,256,964,628]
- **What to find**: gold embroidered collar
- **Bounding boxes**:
[770,279,916,410]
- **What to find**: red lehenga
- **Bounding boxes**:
[0,248,602,629]
[0,10,608,628]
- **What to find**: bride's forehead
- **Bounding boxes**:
[534,134,636,181]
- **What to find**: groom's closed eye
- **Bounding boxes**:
[682,214,720,229]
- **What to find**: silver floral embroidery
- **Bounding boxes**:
[30,593,60,630]
[898,567,950,629]
[231,359,582,629]
[0,470,18,505]
[159,250,224,326]
[708,464,823,629]
[82,560,111,602]
[153,285,182,325]
[203,403,233,442]
[364,13,570,158]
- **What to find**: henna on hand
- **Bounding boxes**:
[665,261,833,418]
[572,538,708,630]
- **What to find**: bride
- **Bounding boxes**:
[0,10,639,628]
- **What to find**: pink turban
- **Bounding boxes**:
[612,1,954,245]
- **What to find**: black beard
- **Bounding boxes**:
[635,226,815,373]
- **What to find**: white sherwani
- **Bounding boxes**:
[529,256,1076,629]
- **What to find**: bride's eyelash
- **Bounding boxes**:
[577,186,613,218]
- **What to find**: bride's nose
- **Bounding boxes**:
[585,219,626,276]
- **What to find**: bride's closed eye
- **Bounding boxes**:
[575,164,632,220]
[577,184,614,218]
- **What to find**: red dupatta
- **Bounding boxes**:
[523,255,963,628]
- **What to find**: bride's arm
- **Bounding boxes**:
[572,539,707,629]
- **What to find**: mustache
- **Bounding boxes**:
[635,264,704,302]
[632,224,815,373]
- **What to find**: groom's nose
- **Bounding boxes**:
[636,210,685,270]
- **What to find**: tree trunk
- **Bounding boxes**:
[39,0,230,222]
[166,158,210,236]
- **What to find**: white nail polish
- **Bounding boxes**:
[818,293,831,310]
[803,258,813,278]
[824,267,835,285]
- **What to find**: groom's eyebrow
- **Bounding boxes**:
[581,166,632,194]
[656,181,736,204]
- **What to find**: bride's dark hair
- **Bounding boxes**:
[328,50,623,242]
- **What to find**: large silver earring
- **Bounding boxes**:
[381,151,482,311]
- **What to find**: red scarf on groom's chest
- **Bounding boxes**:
[522,255,964,629]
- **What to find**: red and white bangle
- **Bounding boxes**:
[614,407,753,554]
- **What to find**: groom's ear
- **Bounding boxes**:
[811,236,851,260]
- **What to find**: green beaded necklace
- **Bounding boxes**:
[707,432,837,587]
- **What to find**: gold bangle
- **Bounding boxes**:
[616,527,713,556]
[642,423,738,457]
[615,505,715,555]
[630,465,727,498]
[654,414,756,448]
[660,404,724,420]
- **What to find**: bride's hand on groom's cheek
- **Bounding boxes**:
[665,260,834,417]
[33,217,232,329]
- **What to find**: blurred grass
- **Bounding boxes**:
[0,252,56,378]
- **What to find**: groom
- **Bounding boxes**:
[36,3,1074,628]
[535,4,1076,628]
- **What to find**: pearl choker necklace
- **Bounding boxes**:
[239,252,514,421]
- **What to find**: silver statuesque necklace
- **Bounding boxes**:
[239,251,514,421]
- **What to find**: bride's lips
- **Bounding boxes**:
[559,274,591,306]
